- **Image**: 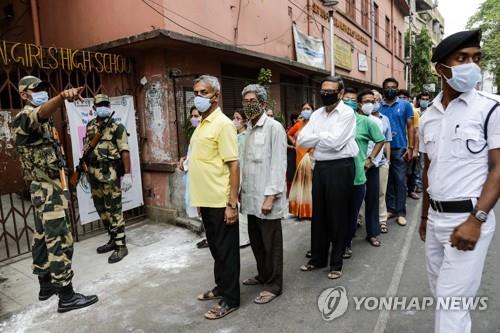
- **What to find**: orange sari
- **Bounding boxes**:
[288,153,313,219]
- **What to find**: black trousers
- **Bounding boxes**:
[248,215,283,295]
[309,158,354,271]
[365,166,381,238]
[200,207,240,307]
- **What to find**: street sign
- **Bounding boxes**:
[423,83,436,92]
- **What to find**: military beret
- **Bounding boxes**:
[18,75,48,92]
[94,94,110,105]
[432,29,481,63]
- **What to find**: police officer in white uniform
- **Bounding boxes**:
[419,29,500,333]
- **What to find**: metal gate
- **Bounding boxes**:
[0,47,143,262]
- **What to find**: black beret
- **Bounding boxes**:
[431,29,481,63]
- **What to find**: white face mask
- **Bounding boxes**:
[441,63,482,93]
[361,103,374,115]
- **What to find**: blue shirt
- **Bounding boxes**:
[379,97,413,148]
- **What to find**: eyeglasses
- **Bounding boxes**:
[320,89,339,95]
[242,99,259,106]
[343,97,357,102]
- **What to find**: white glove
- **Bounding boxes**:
[121,173,133,192]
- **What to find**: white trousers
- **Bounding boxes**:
[379,163,390,222]
[425,207,495,333]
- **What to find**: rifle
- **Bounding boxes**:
[70,112,115,187]
[48,125,69,197]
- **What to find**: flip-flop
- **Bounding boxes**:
[327,271,342,279]
[204,302,239,320]
[197,290,222,301]
[300,264,318,271]
[366,237,381,247]
[254,291,278,304]
[380,223,388,233]
[243,277,261,285]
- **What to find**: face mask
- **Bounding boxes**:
[194,95,213,113]
[31,91,49,106]
[383,88,398,100]
[419,100,429,109]
[191,117,200,127]
[373,101,381,112]
[320,92,339,106]
[96,106,112,118]
[243,102,262,121]
[344,100,358,110]
[441,63,482,93]
[361,103,374,115]
[300,110,312,120]
[233,119,242,129]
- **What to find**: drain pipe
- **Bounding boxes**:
[30,0,41,45]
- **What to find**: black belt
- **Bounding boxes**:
[429,198,473,213]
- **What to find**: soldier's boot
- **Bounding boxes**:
[96,238,115,254]
[108,245,128,264]
[38,274,57,301]
[57,284,98,313]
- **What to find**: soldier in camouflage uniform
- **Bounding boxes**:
[84,94,131,263]
[13,75,98,313]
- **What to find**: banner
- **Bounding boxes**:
[66,96,143,224]
[292,24,326,70]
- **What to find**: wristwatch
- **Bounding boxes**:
[227,201,238,209]
[471,207,488,223]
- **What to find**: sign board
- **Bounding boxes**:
[358,53,368,72]
[334,37,352,71]
[423,83,436,92]
[292,24,326,70]
[66,95,143,224]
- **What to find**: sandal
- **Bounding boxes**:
[380,223,388,233]
[300,264,319,271]
[197,290,222,301]
[254,291,278,304]
[305,251,312,259]
[342,247,352,259]
[196,239,209,249]
[204,302,239,320]
[327,271,342,279]
[242,277,261,286]
[366,237,381,247]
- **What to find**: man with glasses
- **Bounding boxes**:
[297,76,357,280]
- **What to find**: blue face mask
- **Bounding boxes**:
[31,91,49,106]
[344,100,358,111]
[420,100,429,109]
[96,106,112,118]
[194,96,213,113]
[300,110,312,120]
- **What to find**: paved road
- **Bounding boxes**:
[1,200,499,333]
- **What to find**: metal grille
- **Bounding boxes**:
[0,55,142,262]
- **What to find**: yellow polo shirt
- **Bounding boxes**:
[189,107,238,208]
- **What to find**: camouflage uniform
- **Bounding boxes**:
[13,104,74,287]
[84,117,129,246]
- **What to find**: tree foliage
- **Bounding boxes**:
[406,28,437,95]
[467,0,500,91]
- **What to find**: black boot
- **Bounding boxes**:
[38,274,57,301]
[96,238,115,254]
[57,284,98,313]
[108,245,128,264]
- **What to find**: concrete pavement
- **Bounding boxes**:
[1,201,499,333]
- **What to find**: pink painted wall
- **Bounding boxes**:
[36,0,405,87]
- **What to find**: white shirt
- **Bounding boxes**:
[297,101,358,161]
[419,89,500,201]
[241,114,287,220]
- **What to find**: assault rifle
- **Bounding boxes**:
[70,112,115,187]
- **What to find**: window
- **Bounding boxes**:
[398,31,402,57]
[385,16,390,48]
[346,0,356,20]
[374,3,379,39]
[394,26,397,52]
[361,0,369,31]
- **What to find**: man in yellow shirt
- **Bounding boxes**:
[189,75,240,320]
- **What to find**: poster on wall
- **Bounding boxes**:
[292,24,326,70]
[334,36,352,71]
[358,53,368,72]
[65,95,143,225]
